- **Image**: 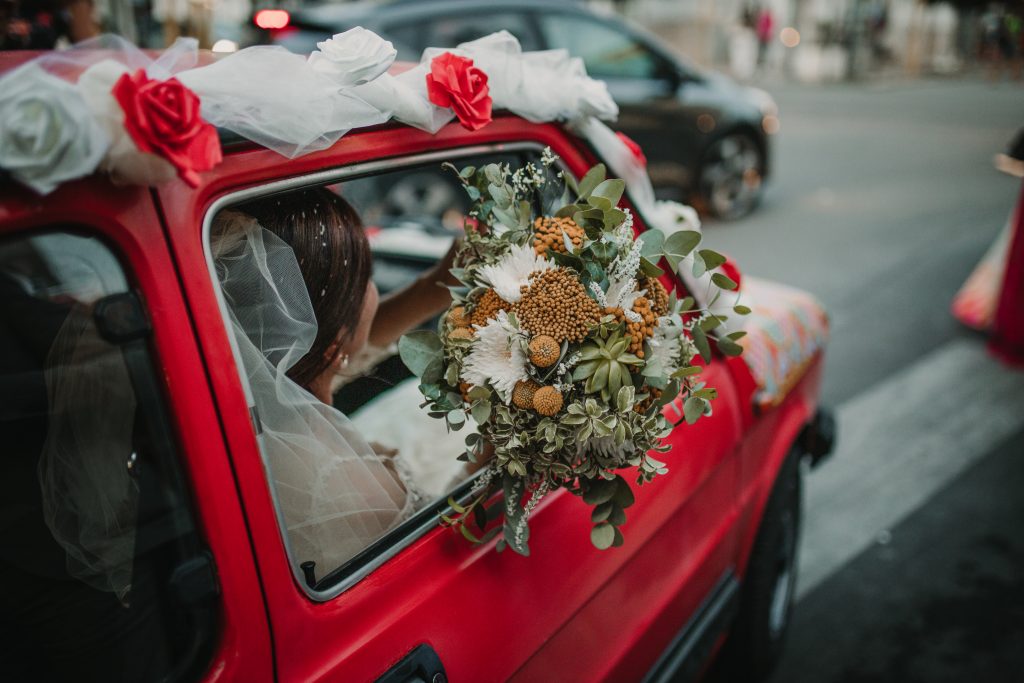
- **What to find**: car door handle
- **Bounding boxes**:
[376,644,447,683]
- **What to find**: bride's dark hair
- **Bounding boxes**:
[241,187,372,388]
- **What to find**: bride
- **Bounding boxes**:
[213,186,467,584]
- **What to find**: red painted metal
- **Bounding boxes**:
[3,112,825,682]
[0,180,274,683]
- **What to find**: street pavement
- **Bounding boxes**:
[698,77,1024,682]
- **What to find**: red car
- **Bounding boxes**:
[0,61,833,683]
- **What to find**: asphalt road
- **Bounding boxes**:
[699,78,1024,682]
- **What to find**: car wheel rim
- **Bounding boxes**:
[768,509,796,638]
[700,135,762,219]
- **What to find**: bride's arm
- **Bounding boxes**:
[368,240,460,347]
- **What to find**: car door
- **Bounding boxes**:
[156,118,742,682]
[0,181,273,683]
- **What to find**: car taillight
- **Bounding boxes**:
[254,9,290,30]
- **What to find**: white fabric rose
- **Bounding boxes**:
[76,60,177,187]
[308,27,397,87]
[0,63,109,195]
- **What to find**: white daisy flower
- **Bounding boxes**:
[477,243,554,303]
[460,310,529,403]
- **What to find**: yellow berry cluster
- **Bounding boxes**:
[605,296,658,358]
[644,277,670,316]
[513,268,601,343]
[533,216,584,255]
[635,387,663,413]
[470,288,511,327]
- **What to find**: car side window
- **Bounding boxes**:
[387,12,541,57]
[208,148,557,595]
[0,230,216,681]
[538,13,665,80]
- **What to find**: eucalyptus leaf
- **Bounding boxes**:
[691,325,712,363]
[711,272,739,291]
[591,522,615,550]
[639,257,665,278]
[398,331,442,377]
[471,400,492,424]
[683,396,706,425]
[699,249,727,271]
[638,230,665,259]
[591,179,625,206]
[733,304,752,315]
[663,230,701,269]
[578,164,607,198]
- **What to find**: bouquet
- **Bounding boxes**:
[399,151,744,555]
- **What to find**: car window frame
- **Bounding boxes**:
[200,140,572,601]
[383,8,545,56]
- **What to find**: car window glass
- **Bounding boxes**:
[209,148,562,593]
[538,13,662,79]
[387,12,541,57]
[0,230,216,682]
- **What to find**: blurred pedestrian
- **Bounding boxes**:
[756,6,775,66]
[953,127,1024,365]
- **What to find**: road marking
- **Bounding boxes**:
[797,337,1024,598]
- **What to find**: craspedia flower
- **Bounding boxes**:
[448,305,470,328]
[528,334,560,367]
[533,386,563,416]
[534,216,585,255]
[513,268,601,343]
[512,379,541,409]
[470,288,511,327]
[449,326,475,341]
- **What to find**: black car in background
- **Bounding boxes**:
[251,0,778,219]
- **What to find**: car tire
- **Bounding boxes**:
[695,132,764,221]
[722,450,802,681]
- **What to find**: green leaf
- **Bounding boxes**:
[590,179,625,206]
[398,331,442,377]
[612,476,635,508]
[607,504,627,526]
[733,304,752,315]
[663,230,702,270]
[717,338,744,357]
[448,496,466,514]
[671,365,702,378]
[471,400,491,424]
[459,524,481,544]
[421,356,444,385]
[459,165,476,179]
[698,249,727,271]
[726,330,748,341]
[591,501,613,523]
[638,230,665,259]
[578,164,607,198]
[683,396,706,424]
[563,171,580,197]
[582,478,617,505]
[691,325,712,363]
[711,273,738,291]
[591,522,615,550]
[639,257,665,278]
[611,527,625,547]
[679,296,695,311]
[691,251,707,278]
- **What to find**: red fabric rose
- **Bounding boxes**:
[112,69,222,187]
[615,131,647,168]
[425,52,492,132]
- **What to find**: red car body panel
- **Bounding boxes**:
[1,109,822,682]
[0,180,275,683]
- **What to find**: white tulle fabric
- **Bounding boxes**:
[39,306,138,601]
[211,211,418,579]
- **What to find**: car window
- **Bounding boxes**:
[208,147,563,595]
[0,230,216,681]
[538,13,665,80]
[387,12,541,58]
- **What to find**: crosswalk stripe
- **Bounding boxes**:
[796,337,1024,598]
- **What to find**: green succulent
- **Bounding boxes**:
[572,328,643,401]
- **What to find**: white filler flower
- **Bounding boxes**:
[477,243,554,303]
[308,27,397,87]
[461,310,529,403]
[0,63,108,195]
